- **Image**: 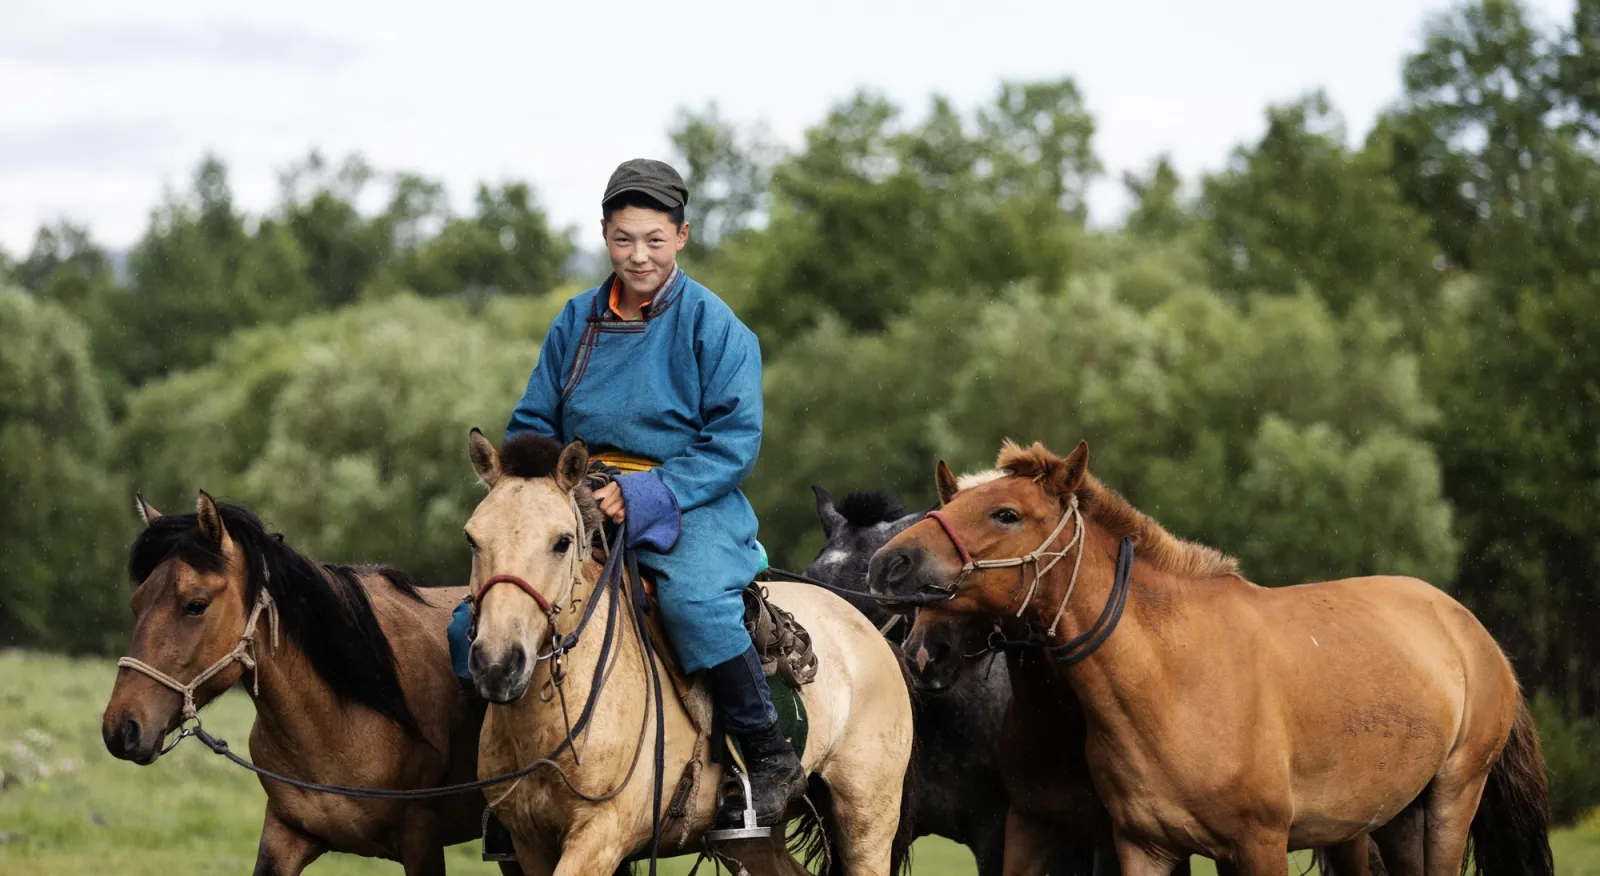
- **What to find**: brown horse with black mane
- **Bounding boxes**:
[870,439,1553,876]
[101,492,500,876]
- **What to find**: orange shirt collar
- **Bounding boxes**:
[608,266,679,320]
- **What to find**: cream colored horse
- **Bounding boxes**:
[462,429,914,876]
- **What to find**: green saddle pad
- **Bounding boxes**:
[729,671,808,766]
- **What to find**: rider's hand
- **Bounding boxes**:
[594,482,626,524]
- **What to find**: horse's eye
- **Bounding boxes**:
[992,508,1021,526]
[183,601,208,617]
[553,536,573,554]
[465,532,479,552]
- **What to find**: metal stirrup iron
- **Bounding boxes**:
[705,764,771,842]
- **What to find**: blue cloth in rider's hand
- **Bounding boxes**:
[613,471,681,553]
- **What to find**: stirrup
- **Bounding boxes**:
[481,808,518,863]
[705,764,772,842]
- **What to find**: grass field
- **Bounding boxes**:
[2,649,1596,875]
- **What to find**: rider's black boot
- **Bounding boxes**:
[725,717,806,827]
[705,644,805,828]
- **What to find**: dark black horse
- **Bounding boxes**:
[803,486,1097,876]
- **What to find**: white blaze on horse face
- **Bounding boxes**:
[468,477,578,693]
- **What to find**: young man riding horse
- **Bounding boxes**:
[451,158,802,858]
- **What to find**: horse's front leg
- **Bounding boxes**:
[549,817,630,876]
[396,813,448,876]
[251,810,325,876]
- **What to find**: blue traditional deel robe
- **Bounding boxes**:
[504,268,764,674]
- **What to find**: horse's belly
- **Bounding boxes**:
[1285,733,1439,848]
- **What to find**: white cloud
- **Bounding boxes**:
[0,0,1578,253]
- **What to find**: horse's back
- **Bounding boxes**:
[1258,574,1509,682]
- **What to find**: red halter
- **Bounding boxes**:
[923,510,975,566]
[474,574,555,615]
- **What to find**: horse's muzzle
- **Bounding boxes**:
[470,641,531,704]
[102,711,163,765]
[868,544,947,599]
[902,623,962,692]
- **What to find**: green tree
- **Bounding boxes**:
[14,222,118,315]
[1123,156,1193,241]
[670,102,775,261]
[1199,92,1440,322]
[395,183,575,300]
[119,293,568,591]
[931,272,1455,589]
[276,152,393,308]
[721,80,1096,344]
[1387,0,1600,712]
[0,289,128,652]
[104,155,292,386]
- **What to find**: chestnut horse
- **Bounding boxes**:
[102,492,498,876]
[463,430,914,876]
[869,440,1552,876]
[818,481,1389,876]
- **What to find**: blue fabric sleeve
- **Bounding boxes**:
[653,303,764,513]
[613,471,681,552]
[447,598,473,681]
[505,301,577,442]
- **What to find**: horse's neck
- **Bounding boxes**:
[247,627,344,757]
[1030,528,1169,720]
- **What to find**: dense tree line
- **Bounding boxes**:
[1,0,1595,820]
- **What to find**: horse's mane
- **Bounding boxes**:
[837,490,909,527]
[994,440,1241,580]
[128,502,426,738]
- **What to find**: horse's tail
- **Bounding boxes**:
[790,774,837,875]
[1469,691,1554,876]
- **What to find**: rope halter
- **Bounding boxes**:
[923,495,1087,637]
[116,586,280,722]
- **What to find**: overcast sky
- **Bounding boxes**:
[0,0,1578,255]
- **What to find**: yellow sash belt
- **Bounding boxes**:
[590,452,659,474]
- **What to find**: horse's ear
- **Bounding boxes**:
[935,460,960,506]
[195,490,226,546]
[555,439,589,493]
[812,485,844,536]
[1053,440,1090,498]
[134,492,162,526]
[468,428,501,487]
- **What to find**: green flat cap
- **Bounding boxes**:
[603,158,690,209]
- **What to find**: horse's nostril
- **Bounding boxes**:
[120,718,141,755]
[506,645,527,679]
[469,643,490,679]
[886,553,912,585]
